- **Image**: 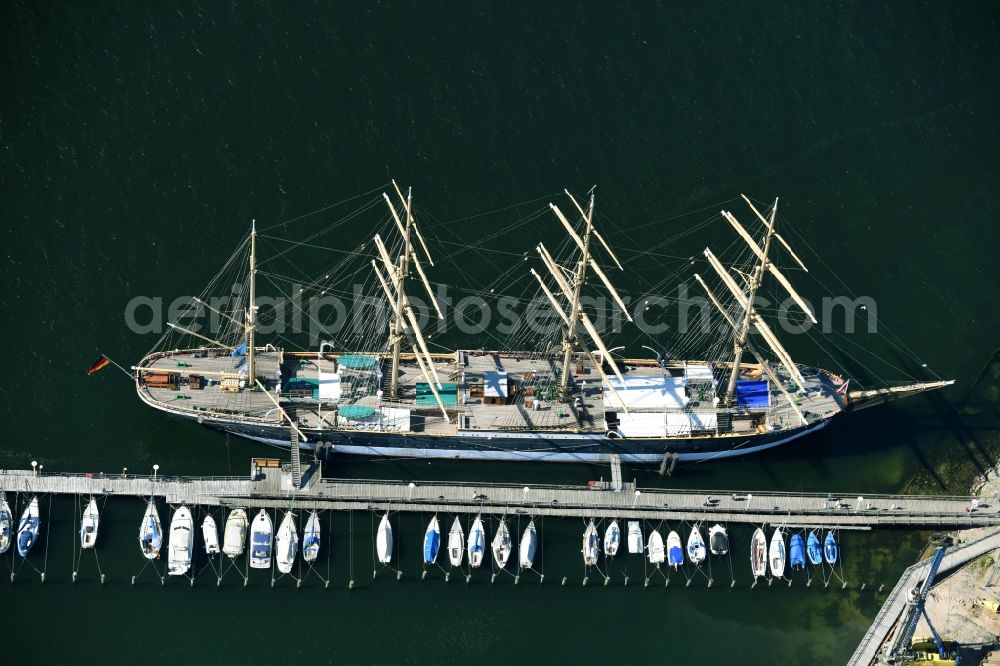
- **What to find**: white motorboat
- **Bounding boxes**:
[0,493,12,555]
[167,505,194,576]
[138,499,163,560]
[627,520,644,554]
[447,516,464,567]
[769,528,786,578]
[687,525,706,565]
[604,520,620,557]
[17,496,40,558]
[751,528,767,578]
[519,520,537,569]
[667,530,684,569]
[376,512,393,564]
[275,510,298,574]
[467,515,486,568]
[647,529,665,565]
[249,509,273,569]
[80,498,99,550]
[302,511,321,563]
[582,520,599,566]
[202,515,220,556]
[222,508,248,558]
[492,517,512,569]
[424,515,441,565]
[708,524,729,556]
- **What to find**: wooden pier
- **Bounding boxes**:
[2,461,999,529]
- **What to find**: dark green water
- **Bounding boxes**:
[2,2,1000,664]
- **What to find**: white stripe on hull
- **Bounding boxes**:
[235,420,829,463]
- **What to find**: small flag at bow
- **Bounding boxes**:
[835,379,850,395]
[87,355,111,376]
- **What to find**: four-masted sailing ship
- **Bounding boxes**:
[133,183,952,463]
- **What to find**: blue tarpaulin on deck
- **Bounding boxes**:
[735,379,770,409]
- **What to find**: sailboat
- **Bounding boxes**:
[447,517,464,567]
[750,528,767,578]
[647,529,665,566]
[80,497,100,550]
[708,524,728,556]
[222,508,248,558]
[582,520,600,566]
[666,531,684,570]
[202,515,220,556]
[627,521,644,554]
[132,188,951,465]
[467,515,486,569]
[806,530,823,566]
[492,518,512,569]
[687,526,706,565]
[824,531,839,564]
[0,493,12,555]
[167,505,194,576]
[302,511,321,563]
[17,496,40,558]
[423,515,441,565]
[376,512,393,564]
[789,533,806,570]
[769,528,786,578]
[139,498,163,560]
[604,520,620,557]
[249,509,273,569]
[275,510,298,574]
[519,520,537,569]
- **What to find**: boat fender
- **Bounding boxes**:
[605,431,620,440]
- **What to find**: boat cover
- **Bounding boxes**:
[735,380,770,409]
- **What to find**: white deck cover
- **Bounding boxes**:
[616,412,667,437]
[318,372,342,400]
[665,412,692,436]
[604,376,688,410]
[483,371,509,398]
[684,364,716,384]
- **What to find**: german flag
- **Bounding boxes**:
[87,355,111,376]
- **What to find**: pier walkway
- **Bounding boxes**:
[2,462,1000,529]
[848,528,1000,665]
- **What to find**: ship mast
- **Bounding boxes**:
[247,219,257,384]
[388,189,414,399]
[723,200,777,405]
[559,194,594,395]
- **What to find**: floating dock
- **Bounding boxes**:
[2,459,998,529]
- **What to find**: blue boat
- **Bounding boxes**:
[423,515,441,564]
[667,530,684,570]
[824,531,838,564]
[806,531,823,566]
[789,533,806,570]
[16,496,40,558]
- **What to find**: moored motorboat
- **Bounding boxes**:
[750,528,767,578]
[519,520,537,569]
[824,531,838,564]
[582,520,600,566]
[249,509,273,569]
[448,516,464,567]
[648,529,665,565]
[80,498,100,550]
[17,496,40,558]
[139,499,163,560]
[627,521,644,554]
[423,515,441,565]
[604,520,620,557]
[376,512,393,564]
[0,493,12,555]
[222,508,248,558]
[202,515,220,556]
[708,524,728,556]
[492,517,512,569]
[789,533,806,570]
[275,510,298,574]
[769,528,786,578]
[167,505,194,576]
[667,530,684,570]
[302,511,321,563]
[687,526,706,565]
[806,531,823,566]
[467,515,486,568]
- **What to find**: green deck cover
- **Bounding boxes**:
[415,382,458,407]
[337,355,378,370]
[338,405,377,419]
